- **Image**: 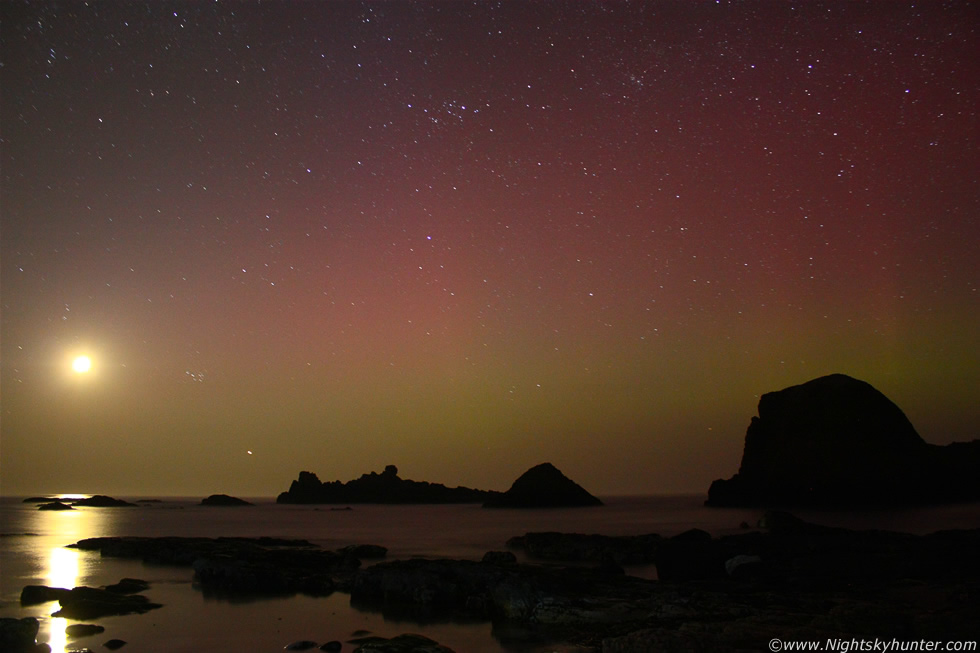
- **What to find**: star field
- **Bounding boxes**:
[1,1,977,496]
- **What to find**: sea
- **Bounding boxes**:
[2,495,978,653]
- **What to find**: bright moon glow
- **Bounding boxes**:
[71,356,92,373]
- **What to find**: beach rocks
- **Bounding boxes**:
[65,624,105,639]
[0,617,41,653]
[284,641,319,651]
[506,531,660,565]
[351,634,455,652]
[483,463,603,508]
[103,639,127,650]
[707,374,980,507]
[200,494,254,506]
[67,536,362,596]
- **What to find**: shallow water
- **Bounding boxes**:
[2,495,978,652]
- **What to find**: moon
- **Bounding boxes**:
[71,355,92,374]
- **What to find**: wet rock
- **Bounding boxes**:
[0,617,40,652]
[200,494,254,506]
[21,585,71,605]
[284,641,318,651]
[319,642,343,652]
[68,535,375,597]
[484,463,603,508]
[104,578,150,594]
[351,634,455,652]
[51,586,162,619]
[103,640,127,650]
[65,624,105,639]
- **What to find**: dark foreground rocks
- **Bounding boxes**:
[0,617,43,653]
[58,516,980,650]
[483,462,603,508]
[707,374,980,507]
[350,516,980,649]
[507,531,661,565]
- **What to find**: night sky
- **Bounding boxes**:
[2,1,977,498]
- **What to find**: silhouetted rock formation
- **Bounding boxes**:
[707,374,980,507]
[38,501,73,510]
[200,494,253,506]
[0,617,40,653]
[483,462,603,508]
[72,495,138,507]
[276,465,496,504]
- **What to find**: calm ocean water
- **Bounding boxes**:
[2,495,978,652]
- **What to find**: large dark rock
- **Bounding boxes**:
[507,531,660,565]
[483,463,602,508]
[65,623,105,639]
[200,494,254,506]
[0,617,40,653]
[276,465,498,504]
[707,374,980,507]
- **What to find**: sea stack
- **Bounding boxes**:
[706,373,980,507]
[483,462,603,508]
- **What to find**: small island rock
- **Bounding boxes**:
[200,494,253,506]
[483,463,603,508]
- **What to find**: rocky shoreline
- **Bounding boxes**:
[6,513,977,652]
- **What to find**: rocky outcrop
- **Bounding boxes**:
[65,623,105,639]
[21,584,161,619]
[483,463,602,508]
[276,465,497,504]
[200,494,253,506]
[507,532,660,565]
[707,374,980,507]
[38,501,73,510]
